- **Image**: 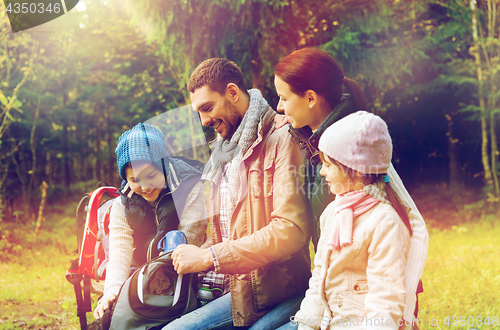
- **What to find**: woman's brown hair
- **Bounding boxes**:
[274,47,367,111]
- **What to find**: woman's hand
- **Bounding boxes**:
[274,114,291,129]
[93,293,116,319]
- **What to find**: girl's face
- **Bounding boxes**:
[125,162,166,202]
[274,75,311,129]
[320,157,355,195]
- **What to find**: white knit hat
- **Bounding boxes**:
[318,111,392,174]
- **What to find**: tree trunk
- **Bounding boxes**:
[445,113,462,189]
[62,124,71,188]
[34,181,48,236]
[28,93,42,203]
[490,111,500,196]
[486,0,500,198]
[0,166,8,220]
[471,0,494,189]
[45,152,53,187]
[75,153,81,182]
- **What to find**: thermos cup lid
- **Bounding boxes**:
[157,230,187,253]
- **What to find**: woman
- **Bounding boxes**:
[273,47,427,325]
[274,47,367,248]
[93,123,207,319]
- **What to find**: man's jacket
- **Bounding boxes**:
[203,106,312,327]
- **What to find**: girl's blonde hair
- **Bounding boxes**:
[319,151,412,236]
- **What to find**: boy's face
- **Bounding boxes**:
[190,85,242,140]
[125,162,166,202]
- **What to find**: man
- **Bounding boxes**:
[164,58,312,329]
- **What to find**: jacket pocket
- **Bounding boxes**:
[248,161,274,200]
[251,253,310,312]
[334,293,366,318]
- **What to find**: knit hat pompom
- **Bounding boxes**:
[116,123,170,180]
[318,111,392,175]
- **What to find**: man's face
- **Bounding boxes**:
[191,85,242,140]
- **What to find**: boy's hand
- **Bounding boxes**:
[171,244,213,274]
[93,293,116,319]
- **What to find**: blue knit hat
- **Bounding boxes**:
[115,123,170,180]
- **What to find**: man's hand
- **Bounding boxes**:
[274,114,291,129]
[171,244,213,274]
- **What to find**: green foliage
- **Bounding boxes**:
[1,3,37,210]
[1,0,500,218]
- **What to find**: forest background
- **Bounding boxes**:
[1,0,500,329]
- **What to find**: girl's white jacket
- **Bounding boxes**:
[294,177,427,330]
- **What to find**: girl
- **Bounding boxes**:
[279,111,422,330]
[93,123,207,318]
[273,48,427,324]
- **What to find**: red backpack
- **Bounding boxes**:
[66,186,119,330]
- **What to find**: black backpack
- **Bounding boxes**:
[89,230,198,330]
[110,252,197,329]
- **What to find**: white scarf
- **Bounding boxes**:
[202,89,270,219]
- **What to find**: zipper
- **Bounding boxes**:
[290,127,317,157]
[146,189,174,262]
[310,150,319,166]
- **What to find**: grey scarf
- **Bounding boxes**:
[202,89,270,215]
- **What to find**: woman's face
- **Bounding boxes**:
[125,162,166,202]
[274,75,311,129]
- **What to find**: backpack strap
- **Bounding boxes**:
[66,259,91,330]
[78,187,119,279]
[94,239,102,281]
[83,276,92,315]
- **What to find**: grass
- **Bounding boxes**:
[1,183,499,329]
[411,185,500,329]
[418,222,500,329]
[0,190,101,330]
